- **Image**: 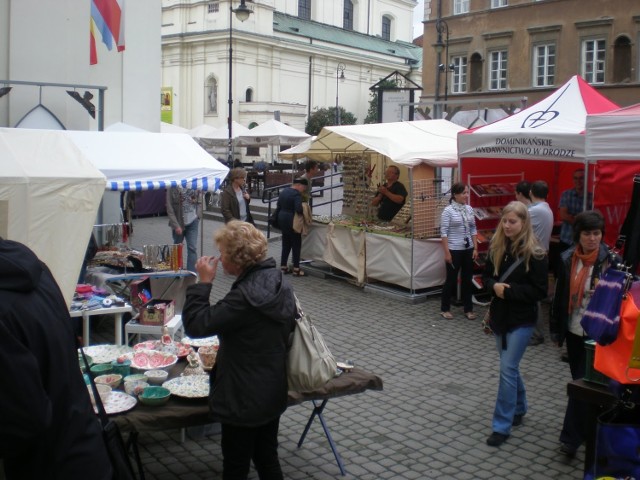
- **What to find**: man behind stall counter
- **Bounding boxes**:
[371,165,408,221]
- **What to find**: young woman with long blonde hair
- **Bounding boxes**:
[482,201,548,447]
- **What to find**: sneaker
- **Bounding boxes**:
[528,336,544,346]
[559,442,577,457]
[486,432,509,447]
[512,414,524,426]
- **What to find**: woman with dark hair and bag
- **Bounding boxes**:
[550,210,616,458]
[440,182,478,320]
[220,167,254,224]
[182,221,297,479]
[482,201,548,447]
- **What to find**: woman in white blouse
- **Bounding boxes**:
[440,182,478,320]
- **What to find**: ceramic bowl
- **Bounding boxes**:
[124,380,149,396]
[198,345,217,370]
[95,373,123,389]
[144,369,169,385]
[78,353,93,373]
[138,386,171,406]
[89,363,113,378]
[123,373,147,383]
[87,383,111,406]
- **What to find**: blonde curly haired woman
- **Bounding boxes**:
[482,201,548,447]
[182,221,297,478]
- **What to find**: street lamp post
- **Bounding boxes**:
[433,18,449,119]
[335,63,345,125]
[228,0,253,166]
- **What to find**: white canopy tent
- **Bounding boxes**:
[0,128,107,304]
[237,119,310,147]
[189,124,220,140]
[160,121,189,134]
[65,131,229,192]
[297,120,464,167]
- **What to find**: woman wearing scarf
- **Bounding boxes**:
[550,210,612,458]
[440,182,478,319]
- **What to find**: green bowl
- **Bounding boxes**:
[138,386,171,406]
[78,353,93,373]
[89,363,113,378]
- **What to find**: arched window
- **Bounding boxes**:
[298,0,311,20]
[469,52,483,92]
[382,15,391,41]
[248,121,259,129]
[245,88,253,102]
[343,0,353,30]
[205,75,217,114]
[613,35,632,83]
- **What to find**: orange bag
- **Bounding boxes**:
[594,282,640,384]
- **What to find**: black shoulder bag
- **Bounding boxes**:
[80,346,138,480]
[482,257,524,334]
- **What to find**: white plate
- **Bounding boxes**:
[182,335,219,348]
[94,391,137,415]
[163,375,210,398]
[81,344,133,365]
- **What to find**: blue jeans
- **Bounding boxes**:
[172,218,199,273]
[492,325,534,435]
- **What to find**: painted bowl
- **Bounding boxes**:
[124,380,149,396]
[138,386,171,406]
[89,363,113,378]
[123,373,147,383]
[95,373,123,389]
[144,369,169,385]
[87,383,112,406]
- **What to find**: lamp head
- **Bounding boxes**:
[233,1,252,22]
[0,86,11,98]
[433,39,445,54]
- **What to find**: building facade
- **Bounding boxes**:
[161,0,422,133]
[419,0,640,116]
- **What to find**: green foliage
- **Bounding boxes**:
[364,79,398,124]
[305,107,357,135]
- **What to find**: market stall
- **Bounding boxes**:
[0,128,106,304]
[457,75,619,255]
[585,103,640,246]
[297,120,465,294]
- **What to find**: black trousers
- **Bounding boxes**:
[221,417,283,480]
[560,332,587,448]
[281,231,302,269]
[440,248,474,313]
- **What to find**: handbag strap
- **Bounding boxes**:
[78,342,110,428]
[498,257,523,283]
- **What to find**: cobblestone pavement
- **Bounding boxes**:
[95,214,584,479]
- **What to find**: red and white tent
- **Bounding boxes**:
[458,75,618,235]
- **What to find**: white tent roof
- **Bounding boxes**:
[237,119,310,146]
[458,75,619,162]
[105,122,148,132]
[278,136,317,160]
[0,128,106,304]
[65,131,229,192]
[189,124,220,139]
[299,120,464,167]
[160,121,189,134]
[586,104,640,162]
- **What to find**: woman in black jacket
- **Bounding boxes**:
[482,201,548,447]
[182,221,297,479]
[550,210,614,457]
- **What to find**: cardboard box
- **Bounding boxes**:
[140,299,175,326]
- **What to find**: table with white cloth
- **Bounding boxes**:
[302,222,446,289]
[70,303,133,346]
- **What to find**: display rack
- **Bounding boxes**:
[467,172,524,270]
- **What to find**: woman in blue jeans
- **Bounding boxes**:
[482,201,548,447]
